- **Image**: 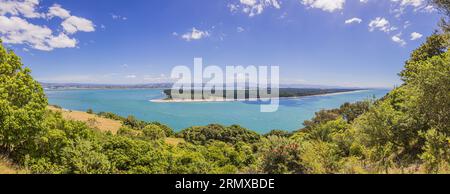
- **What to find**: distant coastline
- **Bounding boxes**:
[40,82,381,91]
[151,88,367,103]
[40,82,173,90]
[41,82,374,104]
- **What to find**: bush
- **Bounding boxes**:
[261,136,303,174]
[420,128,450,173]
[264,130,290,138]
[142,124,166,140]
[178,124,261,145]
[60,139,112,174]
[86,108,94,114]
[151,122,175,137]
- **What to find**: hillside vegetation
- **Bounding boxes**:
[0,0,449,174]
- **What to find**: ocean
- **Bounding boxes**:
[46,89,390,133]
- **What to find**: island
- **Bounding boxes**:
[152,88,365,102]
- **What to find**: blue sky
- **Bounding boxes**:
[0,0,443,88]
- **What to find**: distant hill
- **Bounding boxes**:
[40,82,173,90]
[279,83,363,89]
[40,82,369,90]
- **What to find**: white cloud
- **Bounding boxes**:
[423,5,436,13]
[47,4,71,19]
[229,0,281,17]
[61,16,95,34]
[126,75,137,79]
[390,0,434,17]
[47,4,95,34]
[392,33,406,46]
[345,17,362,24]
[302,0,346,12]
[0,16,77,51]
[392,0,424,7]
[0,0,43,18]
[0,1,95,51]
[237,26,245,32]
[240,0,257,6]
[181,28,210,41]
[228,4,240,13]
[368,17,397,33]
[111,13,127,20]
[410,32,423,40]
[403,20,411,29]
[143,74,174,82]
[47,33,77,49]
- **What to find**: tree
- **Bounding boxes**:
[124,115,140,129]
[303,109,340,130]
[299,140,343,174]
[60,139,112,174]
[151,122,174,137]
[400,33,448,82]
[261,136,303,174]
[0,42,47,153]
[264,130,290,138]
[102,136,170,174]
[352,98,419,172]
[168,144,212,174]
[339,101,372,123]
[178,124,260,145]
[405,51,450,133]
[143,124,166,140]
[419,128,450,173]
[430,0,450,16]
[304,118,349,143]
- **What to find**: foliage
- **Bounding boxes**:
[97,111,174,137]
[299,140,342,174]
[302,100,372,131]
[0,43,48,153]
[264,130,291,138]
[142,124,166,140]
[178,124,261,145]
[419,128,450,173]
[400,33,448,82]
[260,136,303,174]
[86,108,94,114]
[431,0,450,16]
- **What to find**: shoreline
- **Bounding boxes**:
[150,90,370,103]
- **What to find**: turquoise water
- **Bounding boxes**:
[46,89,390,133]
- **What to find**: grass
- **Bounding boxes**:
[48,106,123,134]
[0,155,26,174]
[48,106,185,147]
[165,137,186,146]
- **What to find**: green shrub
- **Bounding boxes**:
[143,124,166,140]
